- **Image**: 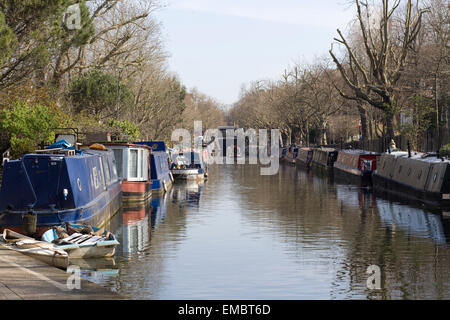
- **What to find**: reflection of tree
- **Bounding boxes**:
[235,164,450,299]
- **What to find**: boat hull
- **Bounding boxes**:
[373,173,450,208]
[0,183,122,237]
[122,180,152,203]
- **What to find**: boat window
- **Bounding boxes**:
[139,149,144,180]
[102,156,111,184]
[113,149,123,178]
[129,149,138,179]
[93,167,99,189]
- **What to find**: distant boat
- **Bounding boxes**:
[0,229,69,269]
[283,145,299,164]
[133,141,173,195]
[170,151,206,181]
[296,148,313,169]
[0,142,122,237]
[312,147,339,168]
[333,149,380,186]
[41,223,119,259]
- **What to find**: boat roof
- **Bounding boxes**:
[383,151,450,163]
[340,149,380,155]
[101,142,151,150]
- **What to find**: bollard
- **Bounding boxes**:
[22,212,37,236]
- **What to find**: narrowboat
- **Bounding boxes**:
[312,147,338,168]
[170,151,206,181]
[333,149,380,186]
[296,148,314,169]
[373,151,450,208]
[0,144,122,237]
[133,141,173,195]
[283,145,299,164]
[102,143,152,203]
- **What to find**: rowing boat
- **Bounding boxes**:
[0,229,69,269]
[42,224,120,259]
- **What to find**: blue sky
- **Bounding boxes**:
[156,0,355,105]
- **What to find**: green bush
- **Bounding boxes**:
[0,102,63,158]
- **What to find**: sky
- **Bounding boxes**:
[156,0,356,106]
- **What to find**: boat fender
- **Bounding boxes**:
[163,181,168,193]
[169,172,174,182]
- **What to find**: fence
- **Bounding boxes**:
[326,127,450,153]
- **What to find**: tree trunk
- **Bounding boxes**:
[385,111,395,142]
[358,104,369,143]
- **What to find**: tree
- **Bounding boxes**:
[0,102,65,157]
[329,0,428,140]
[69,69,134,118]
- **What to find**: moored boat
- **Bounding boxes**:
[0,229,69,269]
[373,151,450,208]
[133,141,173,194]
[333,149,380,186]
[102,143,152,203]
[312,147,338,168]
[296,148,314,169]
[283,145,299,165]
[42,223,119,259]
[0,143,122,237]
[170,151,206,181]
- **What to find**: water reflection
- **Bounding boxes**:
[82,163,450,299]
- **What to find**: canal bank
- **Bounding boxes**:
[0,246,123,299]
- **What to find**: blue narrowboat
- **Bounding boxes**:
[133,141,173,194]
[0,144,122,237]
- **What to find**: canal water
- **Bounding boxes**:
[77,163,450,299]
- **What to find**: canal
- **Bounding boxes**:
[78,163,450,299]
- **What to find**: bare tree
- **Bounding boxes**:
[329,0,428,140]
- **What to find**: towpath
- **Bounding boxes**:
[0,246,123,300]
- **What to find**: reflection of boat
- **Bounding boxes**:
[373,151,450,208]
[0,229,69,269]
[151,193,170,229]
[69,258,119,284]
[376,200,446,244]
[104,143,152,203]
[171,181,203,207]
[0,143,122,237]
[335,184,374,209]
[120,201,152,254]
[170,151,206,181]
[133,141,173,195]
[42,223,119,259]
